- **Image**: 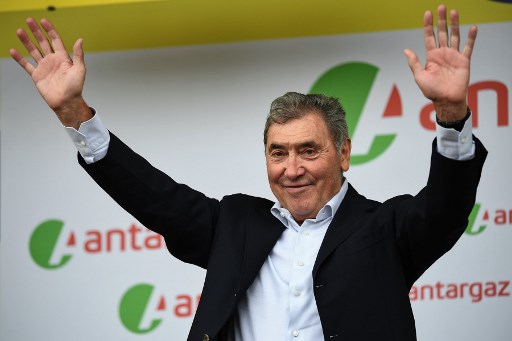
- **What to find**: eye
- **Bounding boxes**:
[302,148,318,158]
[269,150,286,160]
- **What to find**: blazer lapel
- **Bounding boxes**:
[313,184,374,276]
[239,207,285,292]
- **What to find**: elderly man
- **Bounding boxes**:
[11,5,486,341]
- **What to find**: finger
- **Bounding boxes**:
[449,9,460,50]
[423,10,436,51]
[404,49,423,76]
[437,4,448,47]
[16,28,43,62]
[26,18,53,56]
[10,48,35,76]
[40,18,67,53]
[73,38,85,67]
[462,25,478,60]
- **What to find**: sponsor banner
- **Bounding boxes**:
[410,280,511,304]
[1,22,511,340]
[29,219,165,270]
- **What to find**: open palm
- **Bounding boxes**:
[405,5,477,121]
[10,18,89,127]
[31,47,85,110]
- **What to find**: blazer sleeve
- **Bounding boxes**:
[78,132,220,269]
[395,136,487,287]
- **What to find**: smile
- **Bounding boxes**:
[283,184,311,193]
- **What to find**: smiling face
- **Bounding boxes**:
[265,112,351,224]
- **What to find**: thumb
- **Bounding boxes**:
[404,48,422,76]
[73,38,85,67]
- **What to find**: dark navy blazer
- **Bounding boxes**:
[80,133,486,341]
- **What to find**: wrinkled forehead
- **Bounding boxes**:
[265,113,331,147]
[265,110,325,136]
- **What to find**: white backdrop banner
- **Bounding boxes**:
[1,22,511,340]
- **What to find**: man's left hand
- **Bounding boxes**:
[404,5,477,123]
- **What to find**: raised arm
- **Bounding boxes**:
[404,5,477,123]
[10,18,92,129]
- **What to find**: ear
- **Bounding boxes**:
[340,138,351,172]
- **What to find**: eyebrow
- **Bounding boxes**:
[267,140,320,152]
[268,143,284,151]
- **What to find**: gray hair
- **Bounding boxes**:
[264,92,349,154]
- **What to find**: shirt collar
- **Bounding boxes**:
[271,179,349,227]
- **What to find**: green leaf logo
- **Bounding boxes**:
[119,284,163,334]
[29,219,73,269]
[465,203,487,235]
[310,62,401,164]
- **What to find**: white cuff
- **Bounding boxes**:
[435,114,475,161]
[65,109,110,164]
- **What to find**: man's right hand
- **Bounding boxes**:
[10,18,92,129]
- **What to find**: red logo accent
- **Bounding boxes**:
[157,296,166,311]
[383,85,402,117]
[67,232,76,247]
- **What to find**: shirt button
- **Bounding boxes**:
[461,137,466,144]
[297,260,304,266]
[280,212,285,218]
[80,140,87,146]
[292,330,299,337]
[303,230,310,236]
[294,290,301,296]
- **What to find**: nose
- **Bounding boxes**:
[284,155,305,179]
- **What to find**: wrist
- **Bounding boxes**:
[434,100,468,123]
[436,107,471,132]
[55,97,93,129]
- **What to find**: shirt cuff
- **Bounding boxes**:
[65,108,110,164]
[435,113,475,161]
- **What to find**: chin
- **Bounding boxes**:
[289,207,314,219]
